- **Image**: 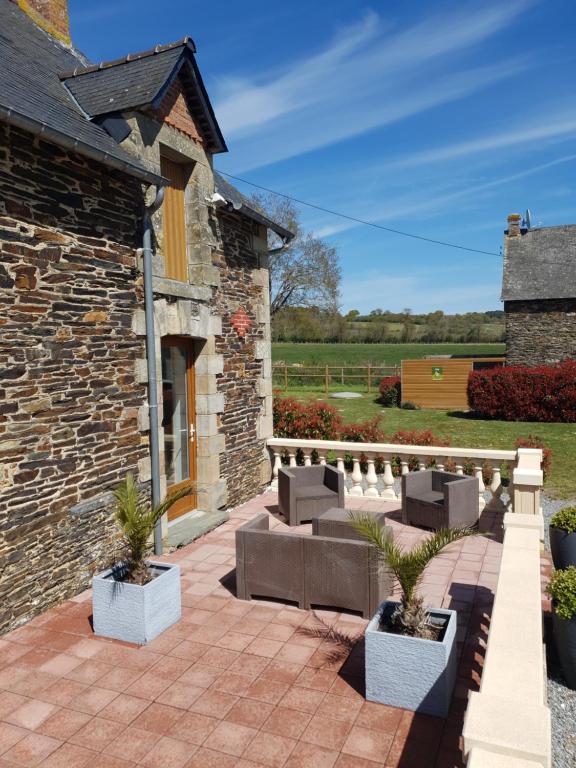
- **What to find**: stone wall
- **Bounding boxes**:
[505,298,576,366]
[0,124,147,634]
[213,209,272,507]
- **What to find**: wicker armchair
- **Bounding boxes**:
[401,470,479,530]
[235,513,392,618]
[278,465,345,526]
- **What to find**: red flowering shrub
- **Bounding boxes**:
[515,435,552,480]
[379,376,401,407]
[341,416,386,443]
[273,396,343,440]
[467,361,576,422]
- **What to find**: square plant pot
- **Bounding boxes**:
[92,561,181,645]
[365,601,457,717]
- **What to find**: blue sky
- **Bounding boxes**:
[71,0,576,314]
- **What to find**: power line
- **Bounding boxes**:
[217,169,501,257]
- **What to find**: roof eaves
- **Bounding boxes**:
[0,104,166,186]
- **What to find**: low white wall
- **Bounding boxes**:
[462,513,551,767]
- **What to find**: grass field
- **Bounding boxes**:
[272,342,506,367]
[277,388,576,500]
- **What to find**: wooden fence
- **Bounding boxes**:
[272,364,400,394]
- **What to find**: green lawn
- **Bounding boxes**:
[278,388,576,500]
[272,342,505,367]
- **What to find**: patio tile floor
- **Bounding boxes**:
[0,490,544,767]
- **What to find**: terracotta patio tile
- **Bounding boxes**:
[2,733,61,766]
[63,660,112,685]
[178,664,222,688]
[36,709,91,741]
[151,655,192,680]
[183,746,238,768]
[279,686,326,714]
[355,702,403,733]
[96,666,143,692]
[385,736,437,768]
[225,698,274,728]
[259,660,302,685]
[231,619,269,637]
[284,741,339,768]
[15,649,57,669]
[167,641,209,663]
[317,693,363,724]
[342,725,394,763]
[104,726,160,761]
[244,676,289,705]
[261,706,312,740]
[68,685,118,715]
[83,755,136,768]
[214,632,254,652]
[0,722,28,754]
[301,714,353,751]
[140,735,197,768]
[394,711,444,748]
[125,671,173,700]
[4,699,56,730]
[245,636,289,661]
[259,624,296,642]
[335,755,385,768]
[295,667,338,692]
[156,681,203,709]
[211,672,253,696]
[275,643,315,665]
[207,720,257,757]
[145,634,182,654]
[68,716,125,751]
[37,742,94,768]
[168,711,218,745]
[131,702,184,735]
[243,731,297,767]
[37,679,87,707]
[99,693,150,725]
[188,689,238,718]
[247,606,282,623]
[197,647,239,668]
[0,692,28,720]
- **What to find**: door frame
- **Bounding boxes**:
[161,336,197,522]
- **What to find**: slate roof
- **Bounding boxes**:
[501,224,576,301]
[0,0,162,184]
[214,172,294,241]
[61,38,227,154]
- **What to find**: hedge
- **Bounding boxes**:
[467,360,576,422]
[379,375,401,407]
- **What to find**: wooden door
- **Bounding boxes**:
[160,155,188,282]
[161,338,197,521]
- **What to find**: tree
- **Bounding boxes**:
[249,193,341,315]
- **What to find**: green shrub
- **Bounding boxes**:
[547,567,576,620]
[550,506,576,533]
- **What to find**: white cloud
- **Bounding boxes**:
[215,1,534,172]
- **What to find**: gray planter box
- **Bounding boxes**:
[365,601,457,717]
[92,561,181,645]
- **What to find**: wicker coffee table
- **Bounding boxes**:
[312,507,388,540]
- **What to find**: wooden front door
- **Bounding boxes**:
[161,338,197,521]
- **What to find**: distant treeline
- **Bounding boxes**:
[272,307,506,344]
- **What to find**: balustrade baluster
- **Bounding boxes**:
[436,458,445,472]
[382,457,397,499]
[400,460,409,475]
[487,463,505,512]
[455,463,464,475]
[507,461,515,512]
[288,453,296,468]
[318,455,326,466]
[419,457,427,471]
[350,457,364,496]
[303,452,312,467]
[365,459,379,497]
[474,464,486,513]
[336,455,349,495]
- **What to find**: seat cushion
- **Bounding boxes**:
[294,484,337,500]
[410,490,444,505]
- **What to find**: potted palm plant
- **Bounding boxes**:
[92,474,191,645]
[349,512,477,717]
[549,507,576,570]
[547,566,576,689]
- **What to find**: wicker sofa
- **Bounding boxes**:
[278,465,345,526]
[401,470,479,530]
[235,513,392,618]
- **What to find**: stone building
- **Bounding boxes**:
[0,0,292,633]
[502,213,576,366]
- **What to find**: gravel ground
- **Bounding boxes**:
[542,495,576,768]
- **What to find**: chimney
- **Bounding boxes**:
[15,0,70,44]
[506,213,522,237]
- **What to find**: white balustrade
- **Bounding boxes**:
[267,438,543,517]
